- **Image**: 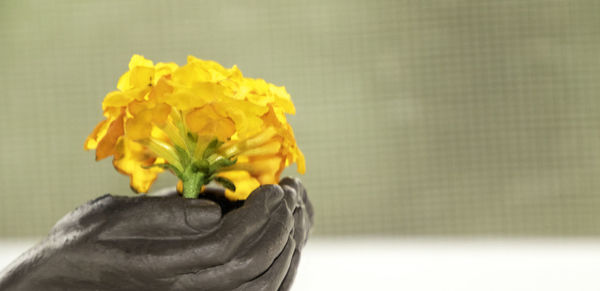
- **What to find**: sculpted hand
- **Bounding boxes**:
[0,177,313,291]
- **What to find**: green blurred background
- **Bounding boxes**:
[2,0,600,237]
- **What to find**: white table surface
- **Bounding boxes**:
[2,238,600,290]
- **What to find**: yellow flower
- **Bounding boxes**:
[85,54,305,200]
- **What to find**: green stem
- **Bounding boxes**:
[182,167,205,198]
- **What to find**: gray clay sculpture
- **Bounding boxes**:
[0,177,313,291]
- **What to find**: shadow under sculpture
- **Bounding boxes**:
[0,177,313,291]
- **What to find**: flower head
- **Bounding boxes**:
[85,55,305,200]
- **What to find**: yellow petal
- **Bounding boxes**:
[296,148,306,174]
[130,66,155,88]
[171,64,203,85]
[128,54,154,69]
[151,103,172,126]
[244,127,277,148]
[125,110,153,141]
[244,79,274,106]
[84,119,109,150]
[112,138,163,193]
[219,170,260,201]
[125,102,170,138]
[250,156,282,175]
[127,162,161,193]
[102,91,132,110]
[257,173,277,184]
[148,77,174,102]
[228,155,283,181]
[177,180,183,193]
[195,82,224,99]
[272,106,288,124]
[154,62,179,81]
[186,105,236,141]
[116,55,154,91]
[186,56,231,81]
[117,71,131,91]
[269,84,295,114]
[95,113,125,160]
[127,99,148,116]
[240,139,281,156]
[163,89,210,111]
[214,103,265,139]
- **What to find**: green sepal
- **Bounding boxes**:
[143,163,184,179]
[192,159,210,172]
[205,173,216,182]
[215,176,236,191]
[187,132,198,143]
[202,138,223,160]
[174,145,190,168]
[209,157,237,173]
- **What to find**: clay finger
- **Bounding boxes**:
[231,235,296,291]
[171,201,293,290]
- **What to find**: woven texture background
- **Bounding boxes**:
[2,0,600,236]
